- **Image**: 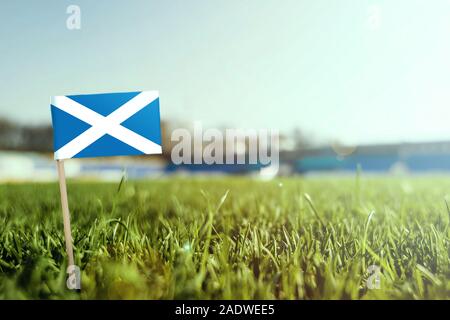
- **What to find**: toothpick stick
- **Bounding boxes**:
[56,159,75,266]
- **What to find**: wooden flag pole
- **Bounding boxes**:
[56,159,75,266]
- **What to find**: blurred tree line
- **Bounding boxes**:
[0,118,53,152]
[0,117,313,157]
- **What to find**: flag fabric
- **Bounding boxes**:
[50,91,162,159]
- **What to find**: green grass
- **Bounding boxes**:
[0,176,449,299]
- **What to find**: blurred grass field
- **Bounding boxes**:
[0,176,449,299]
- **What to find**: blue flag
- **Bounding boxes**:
[50,91,162,159]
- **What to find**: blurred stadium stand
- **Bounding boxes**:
[282,141,450,174]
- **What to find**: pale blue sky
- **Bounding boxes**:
[1,0,450,144]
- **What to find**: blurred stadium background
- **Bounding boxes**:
[2,117,450,181]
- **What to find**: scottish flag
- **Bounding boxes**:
[50,91,162,159]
